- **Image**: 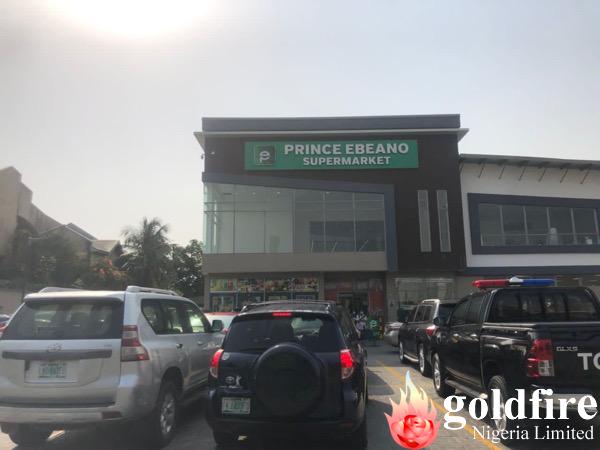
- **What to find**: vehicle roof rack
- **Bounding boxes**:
[126,286,179,296]
[38,287,83,293]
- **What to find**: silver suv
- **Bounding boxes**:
[0,286,224,447]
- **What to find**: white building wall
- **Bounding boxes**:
[461,161,600,268]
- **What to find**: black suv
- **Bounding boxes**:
[205,301,368,449]
[397,299,456,376]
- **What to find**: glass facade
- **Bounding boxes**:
[478,203,600,247]
[204,183,385,254]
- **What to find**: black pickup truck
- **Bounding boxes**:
[430,278,600,433]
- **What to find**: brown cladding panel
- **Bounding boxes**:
[203,133,465,272]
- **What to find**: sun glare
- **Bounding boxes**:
[48,0,215,39]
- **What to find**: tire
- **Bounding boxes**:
[343,417,367,450]
[487,375,518,442]
[213,431,238,447]
[418,344,432,377]
[432,353,455,398]
[145,380,179,448]
[398,340,406,363]
[254,343,322,417]
[8,425,52,447]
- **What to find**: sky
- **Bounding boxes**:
[1,0,599,244]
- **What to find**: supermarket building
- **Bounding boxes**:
[196,115,600,317]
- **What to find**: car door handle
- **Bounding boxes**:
[452,333,460,339]
[175,343,183,349]
[470,333,479,339]
[196,340,205,346]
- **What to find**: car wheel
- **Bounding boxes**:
[432,353,455,398]
[418,344,432,376]
[213,431,238,448]
[146,380,179,448]
[487,375,517,442]
[8,425,52,447]
[398,340,406,362]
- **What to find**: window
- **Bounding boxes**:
[437,303,456,320]
[407,307,418,323]
[437,190,451,252]
[416,305,434,322]
[476,200,600,248]
[204,183,385,254]
[3,300,123,340]
[142,300,166,334]
[488,290,600,322]
[466,296,484,324]
[502,205,526,246]
[162,302,185,334]
[417,190,432,252]
[181,302,209,333]
[224,315,342,352]
[449,300,469,327]
[573,208,598,245]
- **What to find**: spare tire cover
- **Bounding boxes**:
[254,343,322,417]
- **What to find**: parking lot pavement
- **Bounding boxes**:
[0,344,598,450]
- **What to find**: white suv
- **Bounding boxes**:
[0,286,224,447]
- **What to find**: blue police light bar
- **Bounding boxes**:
[520,278,555,287]
[508,276,555,287]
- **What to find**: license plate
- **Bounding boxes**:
[221,397,250,415]
[38,361,67,379]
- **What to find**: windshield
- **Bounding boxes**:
[3,299,124,340]
[224,314,342,352]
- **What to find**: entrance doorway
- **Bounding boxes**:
[336,293,368,315]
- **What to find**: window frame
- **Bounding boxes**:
[468,193,600,254]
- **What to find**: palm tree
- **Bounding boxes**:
[121,217,172,288]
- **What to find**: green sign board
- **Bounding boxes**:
[244,140,418,171]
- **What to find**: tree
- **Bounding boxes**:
[78,258,128,290]
[29,235,85,287]
[121,217,172,288]
[171,240,203,299]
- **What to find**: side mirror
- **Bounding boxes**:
[433,316,446,327]
[211,319,224,333]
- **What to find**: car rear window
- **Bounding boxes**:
[488,290,600,323]
[3,300,124,340]
[224,314,342,352]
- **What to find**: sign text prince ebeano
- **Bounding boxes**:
[244,140,419,170]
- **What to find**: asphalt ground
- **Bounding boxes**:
[0,344,598,449]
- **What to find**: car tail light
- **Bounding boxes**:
[526,338,554,377]
[210,349,224,378]
[340,349,355,380]
[0,323,7,339]
[426,325,437,337]
[272,312,292,317]
[121,325,149,362]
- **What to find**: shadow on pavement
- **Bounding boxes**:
[367,370,396,397]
